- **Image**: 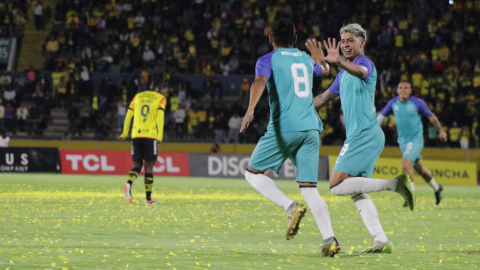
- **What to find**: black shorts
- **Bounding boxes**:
[131,138,158,162]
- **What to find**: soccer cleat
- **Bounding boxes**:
[145,199,159,205]
[124,183,132,204]
[435,185,443,205]
[395,174,414,211]
[320,237,341,257]
[286,203,307,240]
[363,241,394,253]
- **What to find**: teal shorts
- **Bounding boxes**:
[248,130,320,183]
[333,124,385,178]
[399,140,423,167]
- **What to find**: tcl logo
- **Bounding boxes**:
[66,154,115,172]
[143,157,180,173]
[60,150,190,176]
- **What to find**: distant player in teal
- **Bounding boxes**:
[313,23,414,253]
[240,18,340,257]
[378,81,447,206]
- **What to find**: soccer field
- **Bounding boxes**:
[1,174,479,269]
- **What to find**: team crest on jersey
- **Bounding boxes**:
[407,104,414,111]
[394,105,399,111]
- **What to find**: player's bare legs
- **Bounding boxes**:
[401,158,415,185]
[124,161,142,204]
[144,161,158,205]
[413,160,443,205]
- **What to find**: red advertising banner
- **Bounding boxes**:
[60,150,190,176]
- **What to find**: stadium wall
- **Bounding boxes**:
[8,140,480,167]
[3,142,478,184]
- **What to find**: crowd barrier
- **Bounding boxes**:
[1,148,477,185]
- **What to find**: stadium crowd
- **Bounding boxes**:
[2,0,480,148]
[0,0,29,38]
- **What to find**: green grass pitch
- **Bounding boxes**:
[1,174,479,269]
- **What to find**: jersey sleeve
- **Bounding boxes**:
[412,98,432,116]
[379,98,395,117]
[328,73,341,94]
[128,96,136,110]
[355,56,374,79]
[255,54,273,79]
[158,96,166,110]
[309,58,323,76]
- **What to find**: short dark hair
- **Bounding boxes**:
[271,18,295,47]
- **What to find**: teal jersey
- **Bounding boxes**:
[380,96,432,144]
[329,55,377,138]
[255,48,323,134]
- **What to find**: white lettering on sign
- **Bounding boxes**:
[153,157,180,173]
[65,154,115,172]
[207,156,250,176]
[4,153,29,165]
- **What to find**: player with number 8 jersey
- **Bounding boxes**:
[240,18,341,257]
[118,79,166,205]
[255,49,323,134]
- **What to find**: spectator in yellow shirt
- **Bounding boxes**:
[473,71,480,94]
[239,78,250,100]
[51,68,62,98]
[187,107,199,138]
[46,37,59,59]
[127,14,135,29]
[438,45,450,63]
[197,106,207,138]
[448,122,461,148]
[67,13,79,28]
[459,126,470,149]
[411,70,423,89]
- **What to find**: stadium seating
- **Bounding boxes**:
[2,0,480,148]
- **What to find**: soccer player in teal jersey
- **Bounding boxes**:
[378,81,447,206]
[313,23,414,253]
[240,18,340,257]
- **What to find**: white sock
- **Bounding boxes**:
[427,178,439,191]
[300,187,335,241]
[245,171,295,212]
[351,193,388,243]
[330,177,398,195]
[410,181,415,191]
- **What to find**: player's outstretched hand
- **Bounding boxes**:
[117,136,124,141]
[240,111,254,132]
[156,140,161,145]
[323,38,341,65]
[305,39,326,64]
[438,130,447,142]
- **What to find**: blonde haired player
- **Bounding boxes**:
[117,79,166,205]
[314,23,413,253]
